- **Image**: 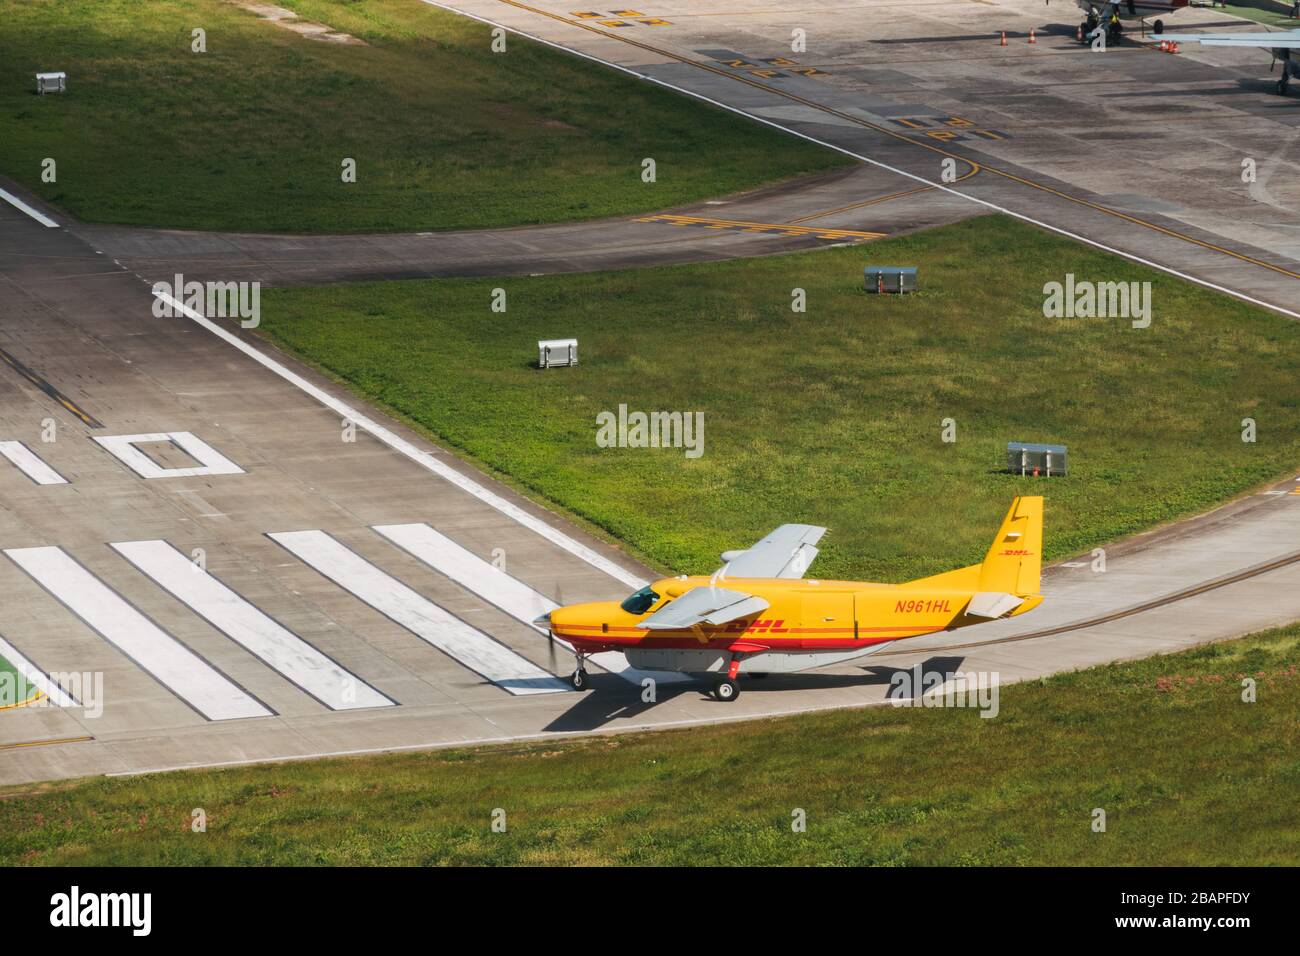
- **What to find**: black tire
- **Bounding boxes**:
[571,668,589,691]
[1154,19,1164,36]
[714,679,739,702]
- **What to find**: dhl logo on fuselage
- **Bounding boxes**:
[723,619,788,633]
[999,549,1033,556]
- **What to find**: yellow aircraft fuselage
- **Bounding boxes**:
[549,497,1045,673]
[552,577,1043,655]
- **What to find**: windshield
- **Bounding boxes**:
[619,585,660,615]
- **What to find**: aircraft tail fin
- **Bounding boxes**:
[977,496,1043,597]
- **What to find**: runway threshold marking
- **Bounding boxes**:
[111,540,395,712]
[372,522,689,684]
[446,0,1300,312]
[0,347,104,428]
[268,530,569,696]
[634,213,884,240]
[3,546,274,722]
[0,441,68,486]
[152,289,648,590]
[93,432,245,479]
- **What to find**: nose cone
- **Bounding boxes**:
[532,610,553,629]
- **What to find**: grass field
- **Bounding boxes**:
[257,214,1300,583]
[0,0,844,232]
[3,622,1296,865]
[0,654,32,710]
[1218,1,1298,29]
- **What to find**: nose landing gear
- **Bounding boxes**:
[570,652,590,691]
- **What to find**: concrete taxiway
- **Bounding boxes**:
[1,193,1299,785]
[399,0,1300,317]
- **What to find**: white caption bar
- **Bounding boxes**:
[3,546,271,720]
[372,523,684,684]
[0,441,67,485]
[269,530,567,695]
[112,540,393,711]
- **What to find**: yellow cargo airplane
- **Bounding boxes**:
[537,497,1044,700]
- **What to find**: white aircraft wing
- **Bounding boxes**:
[717,524,827,579]
[639,586,770,630]
[1157,30,1300,49]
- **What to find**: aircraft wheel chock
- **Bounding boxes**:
[571,668,589,691]
[714,678,739,702]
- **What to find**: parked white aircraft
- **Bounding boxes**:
[1156,27,1300,96]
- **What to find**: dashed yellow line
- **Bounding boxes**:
[635,213,884,240]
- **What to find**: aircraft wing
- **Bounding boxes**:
[639,586,770,630]
[718,524,827,579]
[1157,30,1300,49]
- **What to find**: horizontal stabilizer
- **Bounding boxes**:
[640,586,769,630]
[965,591,1026,619]
[720,524,827,579]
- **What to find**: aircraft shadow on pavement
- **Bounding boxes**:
[542,654,967,732]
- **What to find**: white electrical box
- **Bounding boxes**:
[538,338,577,369]
[36,72,66,95]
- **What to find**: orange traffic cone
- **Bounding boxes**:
[1028,27,1037,44]
[1158,39,1168,51]
[1076,24,1083,42]
[1169,41,1180,53]
[1000,30,1007,46]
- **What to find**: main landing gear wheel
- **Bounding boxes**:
[570,668,589,691]
[714,678,740,702]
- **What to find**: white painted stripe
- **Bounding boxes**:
[93,431,245,479]
[0,186,58,228]
[416,0,1300,323]
[3,546,272,721]
[0,441,67,485]
[153,289,648,590]
[269,530,568,695]
[111,540,392,711]
[0,632,79,707]
[373,522,686,684]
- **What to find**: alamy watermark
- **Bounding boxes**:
[888,665,1000,718]
[596,404,704,459]
[152,273,260,328]
[1042,274,1151,328]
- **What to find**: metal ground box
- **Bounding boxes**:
[538,338,577,369]
[1007,442,1068,477]
[864,265,917,294]
[36,72,66,95]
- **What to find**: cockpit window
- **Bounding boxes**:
[619,585,660,615]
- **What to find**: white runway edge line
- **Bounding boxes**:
[111,540,393,711]
[373,522,688,685]
[417,0,1300,322]
[0,632,79,707]
[3,546,272,721]
[268,530,569,695]
[153,289,647,590]
[0,186,58,228]
[0,440,67,485]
